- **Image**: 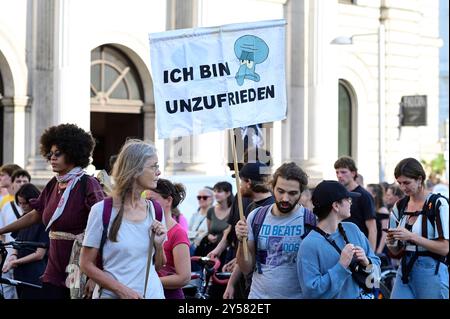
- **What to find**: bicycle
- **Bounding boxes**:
[183,256,230,299]
[375,253,397,299]
[0,240,48,299]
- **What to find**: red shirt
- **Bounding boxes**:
[30,176,105,287]
[159,223,190,299]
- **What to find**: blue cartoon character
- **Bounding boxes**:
[234,35,269,86]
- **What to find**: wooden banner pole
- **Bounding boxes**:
[229,129,249,261]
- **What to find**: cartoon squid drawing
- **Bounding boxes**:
[234,35,269,86]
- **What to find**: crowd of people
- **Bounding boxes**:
[0,123,448,299]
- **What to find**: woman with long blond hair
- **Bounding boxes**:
[80,139,167,299]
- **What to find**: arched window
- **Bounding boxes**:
[90,45,145,171]
[338,80,355,157]
[90,46,144,112]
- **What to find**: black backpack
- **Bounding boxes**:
[394,193,449,283]
[395,193,449,240]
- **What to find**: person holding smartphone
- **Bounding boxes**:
[386,158,448,299]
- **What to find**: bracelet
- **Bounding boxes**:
[10,253,18,258]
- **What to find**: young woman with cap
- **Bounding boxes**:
[297,180,380,299]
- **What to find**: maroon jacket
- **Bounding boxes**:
[30,175,105,288]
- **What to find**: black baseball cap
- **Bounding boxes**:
[312,180,361,208]
[232,162,270,181]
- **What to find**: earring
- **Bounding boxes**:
[417,180,423,190]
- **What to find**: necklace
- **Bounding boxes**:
[57,183,67,194]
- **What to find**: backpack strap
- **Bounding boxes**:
[97,197,113,269]
[421,193,448,239]
[421,195,433,239]
[400,193,449,284]
[10,202,21,219]
[301,207,317,239]
[143,199,163,298]
[303,207,316,225]
[195,215,207,232]
[150,199,163,222]
[434,197,445,239]
[395,196,409,222]
[251,204,272,274]
[96,198,162,271]
[313,226,342,254]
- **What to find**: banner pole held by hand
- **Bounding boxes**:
[229,129,249,261]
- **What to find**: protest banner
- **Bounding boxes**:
[149,19,287,260]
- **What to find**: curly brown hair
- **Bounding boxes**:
[40,123,95,168]
[271,162,308,193]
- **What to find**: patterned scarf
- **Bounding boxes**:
[46,167,85,231]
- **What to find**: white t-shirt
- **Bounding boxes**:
[83,199,166,299]
[0,202,23,252]
[247,204,307,299]
[188,211,208,245]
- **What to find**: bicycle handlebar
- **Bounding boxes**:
[190,256,229,286]
[0,277,42,289]
[0,240,45,292]
[212,272,229,286]
[190,256,221,271]
[0,241,48,249]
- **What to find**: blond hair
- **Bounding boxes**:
[109,139,157,241]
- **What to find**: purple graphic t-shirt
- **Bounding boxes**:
[247,205,310,299]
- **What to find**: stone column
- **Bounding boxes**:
[283,0,335,186]
[143,103,156,143]
[166,0,198,30]
[282,1,311,173]
[1,101,14,164]
[164,0,202,174]
[25,0,57,185]
[1,96,31,167]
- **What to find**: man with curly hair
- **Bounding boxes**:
[0,123,105,299]
[235,162,317,298]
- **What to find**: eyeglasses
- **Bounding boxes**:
[46,150,63,160]
[197,196,211,201]
[147,163,160,171]
[345,198,353,205]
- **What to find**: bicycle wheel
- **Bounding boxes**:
[377,272,396,299]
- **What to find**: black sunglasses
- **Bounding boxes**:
[46,150,63,160]
[197,195,211,201]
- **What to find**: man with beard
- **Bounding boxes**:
[235,162,316,298]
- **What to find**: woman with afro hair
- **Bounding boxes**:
[0,123,105,299]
